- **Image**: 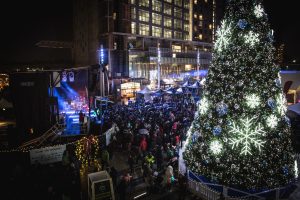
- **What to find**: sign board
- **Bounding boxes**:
[29,144,66,164]
[88,171,115,200]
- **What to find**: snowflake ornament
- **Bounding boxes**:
[209,140,222,155]
[266,114,279,129]
[215,20,232,52]
[246,94,260,108]
[276,93,287,116]
[254,4,264,18]
[244,31,259,47]
[229,117,266,155]
[199,97,209,114]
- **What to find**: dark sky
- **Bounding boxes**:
[0,0,299,69]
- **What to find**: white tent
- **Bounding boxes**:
[137,86,152,102]
[0,98,13,109]
[176,88,183,94]
[288,103,300,115]
[182,81,189,87]
[188,81,201,88]
[137,86,152,94]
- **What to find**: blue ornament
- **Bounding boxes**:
[275,78,281,87]
[216,102,228,116]
[213,126,222,136]
[204,122,210,130]
[283,166,289,175]
[238,19,248,29]
[285,116,291,126]
[192,131,200,143]
[267,98,276,109]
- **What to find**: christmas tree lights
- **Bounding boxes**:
[183,0,295,190]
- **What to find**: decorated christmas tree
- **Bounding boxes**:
[183,0,297,190]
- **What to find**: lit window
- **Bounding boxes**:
[152,13,162,25]
[184,13,189,20]
[184,23,189,31]
[172,45,182,52]
[199,21,203,27]
[194,14,197,18]
[164,3,172,15]
[194,26,197,31]
[194,0,197,4]
[164,16,172,27]
[199,34,203,40]
[139,10,149,22]
[174,7,182,18]
[184,1,189,9]
[174,31,182,39]
[131,7,136,19]
[174,0,182,6]
[139,0,149,7]
[131,22,136,34]
[184,33,189,40]
[165,0,172,3]
[139,24,149,35]
[209,24,212,29]
[152,26,162,37]
[164,29,172,38]
[131,0,135,4]
[152,0,162,12]
[174,19,182,29]
[199,14,203,20]
[205,0,208,2]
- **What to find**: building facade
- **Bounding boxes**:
[73,0,223,90]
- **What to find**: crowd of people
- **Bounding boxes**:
[101,94,197,199]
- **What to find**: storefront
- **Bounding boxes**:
[120,82,141,104]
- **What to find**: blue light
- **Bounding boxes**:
[100,45,104,65]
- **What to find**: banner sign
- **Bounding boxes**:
[30,144,66,164]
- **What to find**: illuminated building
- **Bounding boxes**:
[73,0,223,89]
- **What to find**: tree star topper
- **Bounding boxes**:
[229,117,266,155]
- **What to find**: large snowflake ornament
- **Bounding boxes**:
[244,31,259,47]
[254,4,264,18]
[229,117,266,155]
[199,97,209,114]
[246,94,260,108]
[209,140,223,155]
[215,20,232,52]
[266,114,279,129]
[276,93,287,116]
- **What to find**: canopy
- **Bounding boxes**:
[0,98,13,108]
[164,87,177,94]
[137,86,152,94]
[288,103,300,115]
[188,81,201,88]
[176,88,183,94]
[151,89,165,96]
[182,81,189,87]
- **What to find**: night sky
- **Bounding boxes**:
[0,0,299,69]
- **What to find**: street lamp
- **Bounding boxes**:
[157,43,161,89]
[99,45,105,97]
[197,49,200,80]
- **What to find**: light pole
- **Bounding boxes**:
[99,45,105,97]
[157,43,161,89]
[197,49,200,80]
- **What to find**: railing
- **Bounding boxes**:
[179,152,300,200]
[17,123,65,150]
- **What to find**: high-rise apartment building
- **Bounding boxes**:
[73,0,223,88]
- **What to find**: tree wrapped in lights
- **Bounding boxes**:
[75,135,100,167]
[183,0,296,190]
